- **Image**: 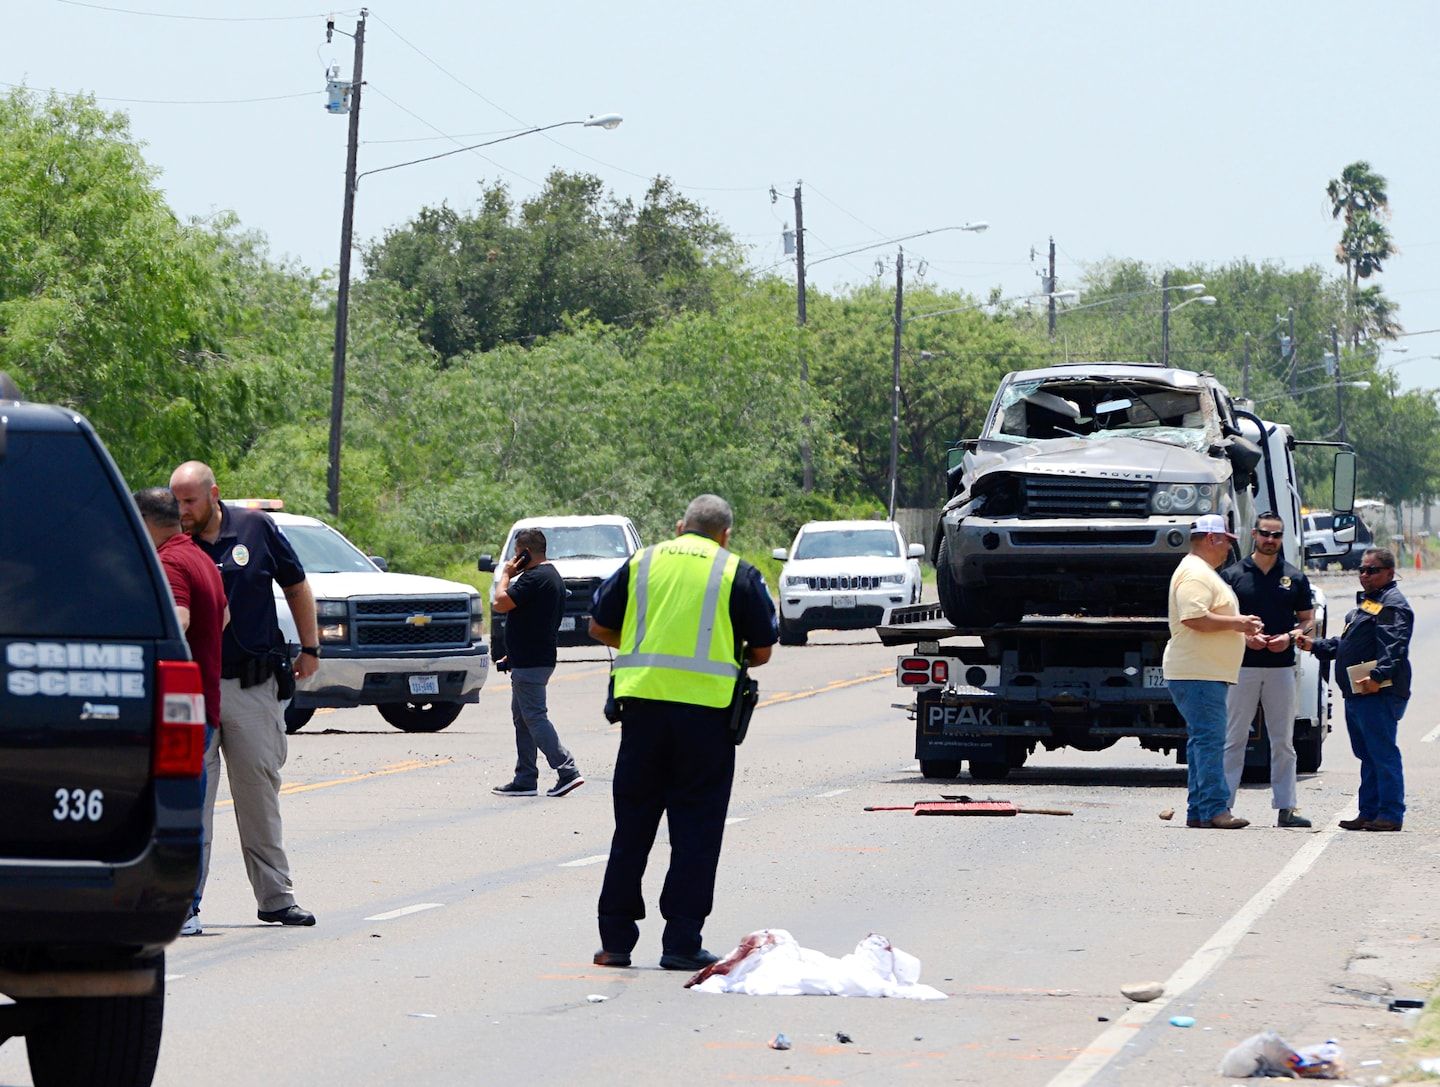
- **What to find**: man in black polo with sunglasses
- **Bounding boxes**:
[1220,512,1316,827]
[1298,548,1413,832]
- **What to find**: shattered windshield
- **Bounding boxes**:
[987,378,1214,452]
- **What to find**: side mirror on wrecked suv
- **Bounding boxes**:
[0,378,205,1087]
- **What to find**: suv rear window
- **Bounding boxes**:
[0,431,167,637]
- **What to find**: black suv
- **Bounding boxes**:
[0,379,205,1087]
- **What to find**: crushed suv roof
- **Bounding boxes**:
[1003,363,1207,388]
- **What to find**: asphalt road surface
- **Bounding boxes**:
[3,572,1438,1086]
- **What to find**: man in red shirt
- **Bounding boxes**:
[134,487,228,935]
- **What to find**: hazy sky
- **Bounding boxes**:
[6,0,1437,388]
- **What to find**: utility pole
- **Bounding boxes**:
[1047,236,1057,340]
[1160,270,1170,366]
[888,248,905,520]
[327,10,366,517]
[794,181,813,492]
[1242,333,1252,400]
[1286,307,1297,396]
[1332,323,1348,443]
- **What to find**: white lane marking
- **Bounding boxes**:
[559,854,609,868]
[815,788,850,798]
[365,903,445,922]
[1044,813,1345,1087]
[1422,722,1440,743]
[724,817,748,826]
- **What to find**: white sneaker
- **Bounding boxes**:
[180,913,202,937]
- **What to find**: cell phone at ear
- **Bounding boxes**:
[514,549,532,570]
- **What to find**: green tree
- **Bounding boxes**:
[364,171,740,362]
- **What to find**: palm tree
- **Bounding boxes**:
[1327,162,1396,347]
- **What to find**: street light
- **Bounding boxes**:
[325,113,623,516]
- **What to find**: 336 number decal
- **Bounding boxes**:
[52,788,104,822]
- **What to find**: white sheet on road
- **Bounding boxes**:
[689,929,948,1000]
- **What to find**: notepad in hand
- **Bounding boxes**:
[1345,660,1392,691]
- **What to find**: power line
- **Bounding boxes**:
[364,85,539,187]
[0,79,314,105]
[803,182,888,239]
[50,0,360,20]
[368,12,766,195]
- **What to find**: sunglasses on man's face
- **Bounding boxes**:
[1254,529,1284,540]
[1357,565,1389,575]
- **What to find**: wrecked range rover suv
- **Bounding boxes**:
[934,363,1262,627]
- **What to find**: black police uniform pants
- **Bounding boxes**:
[598,698,736,956]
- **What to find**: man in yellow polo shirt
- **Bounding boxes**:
[1164,514,1265,829]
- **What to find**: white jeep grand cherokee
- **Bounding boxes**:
[772,520,924,645]
[257,508,489,733]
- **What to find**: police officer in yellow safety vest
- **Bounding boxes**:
[587,494,778,971]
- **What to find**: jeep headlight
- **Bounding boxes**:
[470,595,485,639]
[879,573,907,585]
[1152,483,1216,515]
[783,575,809,588]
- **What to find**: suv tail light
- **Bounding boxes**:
[154,660,206,778]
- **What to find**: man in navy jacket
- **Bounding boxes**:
[1298,547,1413,831]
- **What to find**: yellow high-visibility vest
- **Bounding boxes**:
[612,534,741,708]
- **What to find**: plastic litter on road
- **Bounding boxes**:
[767,1033,791,1050]
[585,994,608,1003]
[684,930,947,1000]
[1169,1015,1196,1028]
[1217,1031,1345,1079]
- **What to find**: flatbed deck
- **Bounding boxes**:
[878,603,1170,646]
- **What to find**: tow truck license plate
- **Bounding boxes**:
[1143,667,1166,689]
[832,594,857,609]
[559,617,576,632]
[408,674,440,696]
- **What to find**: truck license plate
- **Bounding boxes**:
[408,674,439,696]
[559,617,576,632]
[1143,667,1166,689]
[831,594,857,609]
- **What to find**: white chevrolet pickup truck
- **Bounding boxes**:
[256,508,489,733]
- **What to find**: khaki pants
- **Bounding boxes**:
[196,675,296,913]
[1223,667,1299,811]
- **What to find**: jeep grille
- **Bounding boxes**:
[802,575,880,591]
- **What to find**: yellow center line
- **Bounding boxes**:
[758,670,891,708]
[215,757,454,809]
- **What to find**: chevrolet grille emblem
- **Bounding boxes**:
[406,614,433,627]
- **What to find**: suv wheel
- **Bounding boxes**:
[284,703,315,734]
[26,957,164,1087]
[936,537,1014,627]
[377,700,463,733]
[778,617,808,646]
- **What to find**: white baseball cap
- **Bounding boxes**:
[1189,514,1238,539]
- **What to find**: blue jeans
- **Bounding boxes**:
[510,666,577,787]
[1344,692,1408,823]
[193,724,218,915]
[1168,679,1232,823]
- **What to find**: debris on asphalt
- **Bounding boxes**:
[685,930,947,1000]
[767,1033,791,1051]
[407,1013,437,1019]
[1097,1016,1110,1022]
[1217,1031,1346,1079]
[1121,981,1165,1002]
[1388,997,1424,1011]
[1418,1057,1440,1074]
[1169,1015,1196,1028]
[836,1032,853,1044]
[1158,808,1175,821]
[585,994,608,1003]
